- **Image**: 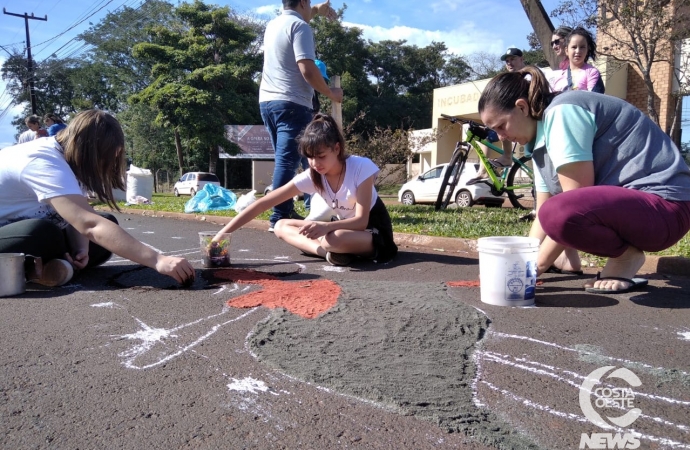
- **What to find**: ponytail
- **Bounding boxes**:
[478,66,556,120]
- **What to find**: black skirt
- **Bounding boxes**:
[366,197,398,263]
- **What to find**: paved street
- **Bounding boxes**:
[1,212,689,449]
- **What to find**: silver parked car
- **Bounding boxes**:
[173,172,220,196]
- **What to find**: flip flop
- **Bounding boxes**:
[546,265,584,276]
[584,273,649,294]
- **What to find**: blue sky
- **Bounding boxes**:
[0,0,562,147]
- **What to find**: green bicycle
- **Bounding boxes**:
[434,114,535,211]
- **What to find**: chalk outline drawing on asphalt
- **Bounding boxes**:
[472,331,690,449]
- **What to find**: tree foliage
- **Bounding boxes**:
[130,0,262,175]
[2,0,485,182]
[311,7,471,135]
[78,0,179,110]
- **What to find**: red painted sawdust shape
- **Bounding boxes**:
[215,268,341,319]
[447,279,544,287]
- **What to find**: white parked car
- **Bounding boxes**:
[173,172,221,196]
[397,163,504,207]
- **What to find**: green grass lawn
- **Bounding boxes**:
[109,193,690,260]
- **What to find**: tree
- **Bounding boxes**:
[467,51,505,79]
[130,0,262,176]
[2,1,179,139]
[78,0,179,110]
[311,8,471,133]
[552,0,690,137]
[2,54,85,128]
[118,103,178,179]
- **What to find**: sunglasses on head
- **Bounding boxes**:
[551,39,562,47]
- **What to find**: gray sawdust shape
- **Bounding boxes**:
[250,280,539,450]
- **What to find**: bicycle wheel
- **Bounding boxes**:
[434,146,467,211]
[506,156,535,210]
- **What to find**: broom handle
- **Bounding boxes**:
[330,75,342,130]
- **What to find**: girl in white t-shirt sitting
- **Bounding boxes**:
[214,113,398,266]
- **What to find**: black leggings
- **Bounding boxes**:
[0,213,117,268]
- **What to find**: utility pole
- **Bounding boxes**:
[519,0,558,69]
[3,8,47,115]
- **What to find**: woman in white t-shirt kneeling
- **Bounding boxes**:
[0,110,195,287]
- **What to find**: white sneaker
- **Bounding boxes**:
[326,252,354,266]
[29,259,74,287]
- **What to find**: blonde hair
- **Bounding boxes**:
[57,110,126,210]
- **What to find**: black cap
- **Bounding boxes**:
[500,47,523,61]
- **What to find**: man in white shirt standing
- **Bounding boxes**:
[260,0,343,232]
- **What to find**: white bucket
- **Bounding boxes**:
[477,236,539,306]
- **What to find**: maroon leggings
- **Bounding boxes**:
[538,186,690,258]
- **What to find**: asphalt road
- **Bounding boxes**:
[1,212,688,450]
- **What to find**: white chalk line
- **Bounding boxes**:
[477,350,689,432]
[491,331,690,376]
[480,380,690,449]
[471,350,485,408]
[107,254,313,370]
[90,302,122,309]
[113,306,259,370]
[227,377,279,396]
[110,271,286,371]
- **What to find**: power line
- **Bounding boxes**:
[31,0,126,58]
[1,0,159,134]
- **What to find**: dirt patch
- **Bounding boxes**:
[212,268,342,319]
[249,280,538,450]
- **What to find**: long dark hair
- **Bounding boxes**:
[57,110,126,210]
[566,26,597,62]
[478,66,557,120]
[298,113,348,194]
[43,113,64,124]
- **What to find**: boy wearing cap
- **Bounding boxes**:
[501,47,525,72]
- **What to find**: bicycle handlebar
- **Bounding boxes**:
[440,114,490,141]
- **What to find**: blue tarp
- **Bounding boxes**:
[184,183,237,213]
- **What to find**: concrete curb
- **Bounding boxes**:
[106,207,690,277]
